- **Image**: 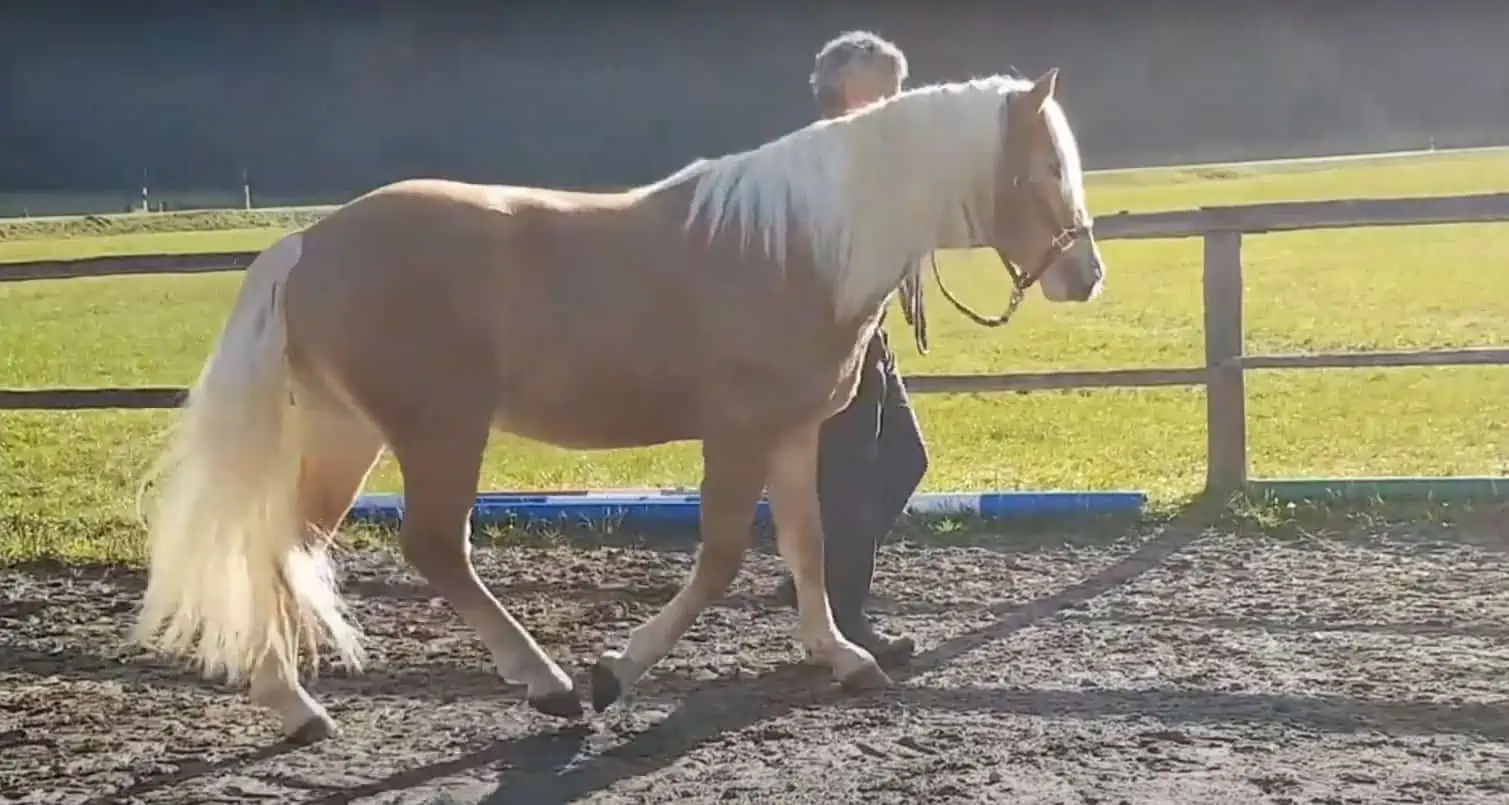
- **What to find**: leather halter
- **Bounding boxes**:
[903,106,1091,353]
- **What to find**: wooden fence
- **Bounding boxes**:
[4,191,1509,496]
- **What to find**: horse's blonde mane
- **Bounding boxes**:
[657,74,1040,318]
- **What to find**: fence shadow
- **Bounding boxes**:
[869,684,1509,743]
[1071,611,1509,642]
[2,640,726,708]
[3,641,510,697]
[78,743,301,805]
[340,576,774,614]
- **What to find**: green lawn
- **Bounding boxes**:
[0,227,304,262]
[3,149,1508,559]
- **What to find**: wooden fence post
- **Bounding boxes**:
[1202,230,1247,493]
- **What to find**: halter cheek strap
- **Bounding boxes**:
[904,144,1091,354]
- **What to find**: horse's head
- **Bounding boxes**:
[988,69,1104,303]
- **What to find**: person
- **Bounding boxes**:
[772,31,928,668]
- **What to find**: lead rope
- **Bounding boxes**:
[930,251,1028,329]
[898,262,930,355]
[899,252,1027,357]
[907,204,1029,354]
[902,191,1033,354]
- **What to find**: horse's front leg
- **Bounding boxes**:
[590,433,768,710]
[765,421,889,690]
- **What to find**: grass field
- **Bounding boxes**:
[3,148,1508,559]
[0,189,341,219]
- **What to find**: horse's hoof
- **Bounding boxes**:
[527,687,584,720]
[838,662,893,694]
[590,659,626,712]
[284,714,338,746]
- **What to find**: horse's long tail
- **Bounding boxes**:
[131,233,363,684]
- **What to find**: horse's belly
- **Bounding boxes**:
[494,374,701,449]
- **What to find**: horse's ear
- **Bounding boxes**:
[1026,68,1059,111]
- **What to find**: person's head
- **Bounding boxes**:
[810,31,908,118]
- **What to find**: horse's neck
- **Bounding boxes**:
[834,109,992,316]
[837,175,975,318]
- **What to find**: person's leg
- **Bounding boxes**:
[818,385,885,644]
[873,348,930,538]
[827,334,925,663]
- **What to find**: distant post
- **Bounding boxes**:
[139,168,151,213]
[242,168,252,210]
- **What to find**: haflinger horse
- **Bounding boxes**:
[131,68,1103,743]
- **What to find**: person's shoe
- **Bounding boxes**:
[842,621,916,669]
[771,575,797,609]
[774,581,914,668]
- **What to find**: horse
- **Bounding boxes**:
[130,68,1104,744]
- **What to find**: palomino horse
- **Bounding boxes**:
[131,68,1103,743]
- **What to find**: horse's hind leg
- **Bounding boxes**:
[592,434,767,710]
[387,417,581,718]
[765,422,888,691]
[248,411,382,743]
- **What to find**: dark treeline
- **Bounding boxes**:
[2,2,1506,196]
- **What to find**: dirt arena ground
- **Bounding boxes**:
[5,517,1509,804]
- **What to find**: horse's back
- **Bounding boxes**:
[277,174,864,448]
[277,177,710,443]
[342,177,633,217]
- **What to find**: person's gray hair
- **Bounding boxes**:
[810,31,909,113]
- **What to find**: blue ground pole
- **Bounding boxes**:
[348,488,1147,528]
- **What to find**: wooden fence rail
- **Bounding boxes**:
[4,190,1509,494]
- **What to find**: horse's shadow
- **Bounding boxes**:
[69,496,1493,803]
[292,663,832,805]
[258,502,1215,804]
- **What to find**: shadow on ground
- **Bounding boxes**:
[10,494,1509,804]
[300,499,1218,804]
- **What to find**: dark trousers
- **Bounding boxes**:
[814,330,929,633]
